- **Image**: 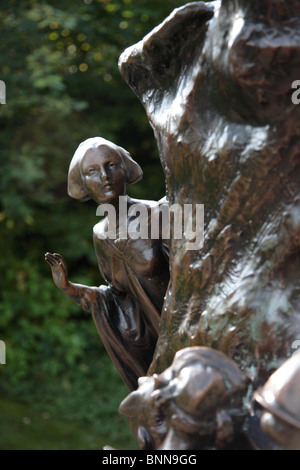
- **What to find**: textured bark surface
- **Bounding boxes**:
[119,0,300,389]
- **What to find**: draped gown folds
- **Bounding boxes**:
[89,200,170,390]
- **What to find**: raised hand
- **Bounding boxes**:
[45,252,69,291]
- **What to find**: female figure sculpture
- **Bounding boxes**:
[45,137,169,390]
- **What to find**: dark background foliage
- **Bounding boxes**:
[0,0,190,449]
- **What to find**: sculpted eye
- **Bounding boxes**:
[109,162,117,168]
[88,167,96,175]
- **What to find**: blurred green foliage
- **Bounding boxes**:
[0,0,190,449]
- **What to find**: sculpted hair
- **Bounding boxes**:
[68,137,143,201]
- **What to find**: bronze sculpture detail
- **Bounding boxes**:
[45,137,169,391]
[45,0,300,450]
[117,0,300,449]
[254,351,300,450]
[119,0,300,386]
[119,346,249,450]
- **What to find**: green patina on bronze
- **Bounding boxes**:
[119,0,300,390]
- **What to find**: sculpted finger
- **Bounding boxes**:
[53,253,64,262]
[45,253,56,266]
[54,254,67,270]
[52,254,64,266]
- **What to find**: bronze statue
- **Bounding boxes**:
[119,346,249,450]
[45,0,300,450]
[254,351,300,450]
[45,137,169,390]
[119,0,300,387]
[117,0,300,449]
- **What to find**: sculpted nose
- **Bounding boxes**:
[99,167,109,181]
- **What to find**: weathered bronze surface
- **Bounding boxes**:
[45,0,300,450]
[119,346,249,450]
[117,0,300,449]
[254,351,300,450]
[45,138,170,391]
[119,0,300,391]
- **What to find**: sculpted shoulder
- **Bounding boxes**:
[129,196,168,214]
[93,217,109,240]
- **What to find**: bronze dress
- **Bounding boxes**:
[90,203,169,390]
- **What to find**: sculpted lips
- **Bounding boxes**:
[102,182,114,189]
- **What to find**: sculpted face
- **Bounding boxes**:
[80,145,126,204]
[119,347,248,450]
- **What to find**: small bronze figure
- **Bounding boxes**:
[254,352,300,450]
[45,137,169,390]
[119,346,249,450]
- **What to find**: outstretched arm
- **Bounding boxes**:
[45,252,98,313]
